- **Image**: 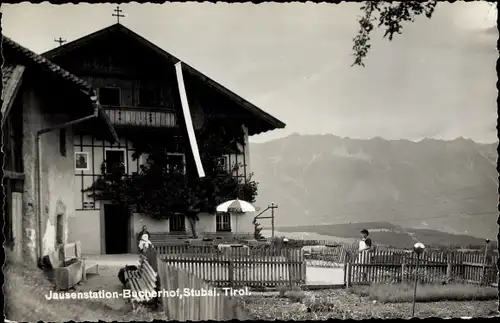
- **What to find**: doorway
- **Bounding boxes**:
[104,204,130,254]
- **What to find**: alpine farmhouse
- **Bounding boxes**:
[39,23,285,255]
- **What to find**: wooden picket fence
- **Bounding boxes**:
[157,259,253,320]
[158,245,306,288]
[346,249,498,286]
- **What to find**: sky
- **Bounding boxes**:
[2,2,498,143]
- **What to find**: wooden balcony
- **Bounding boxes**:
[103,106,177,128]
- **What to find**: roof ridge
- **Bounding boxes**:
[42,23,123,59]
[36,25,286,135]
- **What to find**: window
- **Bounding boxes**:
[138,88,159,107]
[166,153,185,174]
[105,149,126,174]
[169,214,186,232]
[99,87,121,106]
[59,129,67,157]
[56,214,64,245]
[216,156,228,172]
[216,213,231,232]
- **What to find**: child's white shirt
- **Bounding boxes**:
[139,233,152,250]
[359,240,368,251]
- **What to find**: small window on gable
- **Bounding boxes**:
[59,129,67,157]
[216,156,228,172]
[99,87,121,106]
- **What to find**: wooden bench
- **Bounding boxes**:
[149,232,191,245]
[124,252,159,312]
[200,232,254,242]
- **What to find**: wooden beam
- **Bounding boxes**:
[1,65,25,127]
[4,171,25,180]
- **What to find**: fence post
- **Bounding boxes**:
[345,251,352,288]
[228,258,234,288]
[480,239,493,286]
[346,263,352,288]
[446,252,453,283]
[343,251,349,286]
[287,248,293,288]
[301,248,307,284]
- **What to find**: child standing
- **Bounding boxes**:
[138,233,153,254]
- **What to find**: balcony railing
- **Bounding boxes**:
[103,106,177,128]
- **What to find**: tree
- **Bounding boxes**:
[352,1,438,67]
[85,121,258,238]
[352,1,498,67]
[252,218,264,240]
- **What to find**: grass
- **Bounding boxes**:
[349,283,498,303]
[4,261,114,321]
[277,285,306,302]
[3,254,163,322]
[236,288,499,320]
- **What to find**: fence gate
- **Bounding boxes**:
[303,245,351,269]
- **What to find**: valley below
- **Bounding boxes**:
[251,134,498,247]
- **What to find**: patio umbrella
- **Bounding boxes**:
[216,198,256,213]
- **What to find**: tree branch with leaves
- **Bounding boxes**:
[352,1,438,67]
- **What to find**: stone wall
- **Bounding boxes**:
[21,85,76,263]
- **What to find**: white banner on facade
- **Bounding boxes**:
[175,61,206,178]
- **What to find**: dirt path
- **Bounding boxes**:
[75,265,132,312]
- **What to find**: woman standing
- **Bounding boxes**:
[357,229,373,281]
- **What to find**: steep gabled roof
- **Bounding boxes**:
[1,35,118,142]
[3,35,93,95]
[43,23,286,136]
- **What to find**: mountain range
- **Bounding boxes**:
[250,134,498,246]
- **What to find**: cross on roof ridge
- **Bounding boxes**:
[54,37,66,46]
[112,5,125,24]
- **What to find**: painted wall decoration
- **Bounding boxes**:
[75,152,89,171]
